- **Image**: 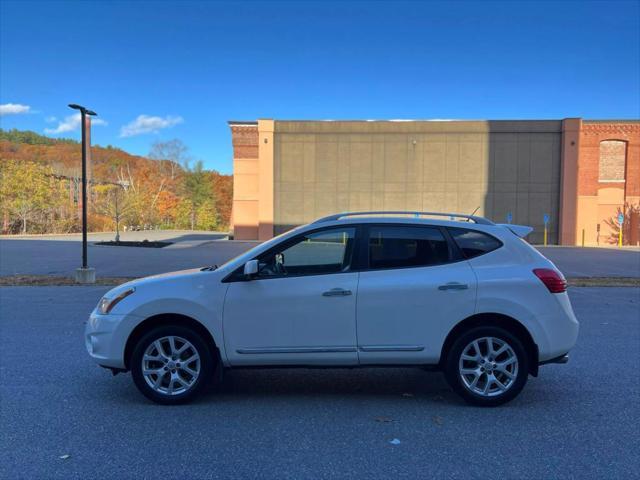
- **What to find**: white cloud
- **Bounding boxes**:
[119,114,184,137]
[44,113,107,135]
[0,103,31,116]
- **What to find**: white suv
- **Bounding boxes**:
[85,211,579,406]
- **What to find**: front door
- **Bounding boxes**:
[356,224,477,364]
[223,226,359,366]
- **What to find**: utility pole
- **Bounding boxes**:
[69,103,97,283]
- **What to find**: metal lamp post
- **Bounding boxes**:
[69,103,97,284]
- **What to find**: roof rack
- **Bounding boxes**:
[312,211,494,225]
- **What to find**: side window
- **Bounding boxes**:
[448,227,502,259]
[257,228,356,277]
[368,226,450,269]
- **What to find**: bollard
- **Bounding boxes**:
[581,229,585,247]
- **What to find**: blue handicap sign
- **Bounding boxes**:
[618,213,624,225]
[543,214,550,225]
[506,212,513,224]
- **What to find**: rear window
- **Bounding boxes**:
[368,225,450,269]
[448,227,502,259]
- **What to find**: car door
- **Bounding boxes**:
[223,226,360,366]
[356,224,477,364]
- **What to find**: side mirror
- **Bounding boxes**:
[243,259,259,278]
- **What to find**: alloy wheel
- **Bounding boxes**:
[458,336,518,397]
[141,336,201,396]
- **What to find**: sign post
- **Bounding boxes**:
[506,212,512,224]
[543,214,550,246]
[618,213,624,247]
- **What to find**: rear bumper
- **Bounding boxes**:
[535,292,579,362]
[540,353,569,365]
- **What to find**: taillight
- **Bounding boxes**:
[533,268,567,293]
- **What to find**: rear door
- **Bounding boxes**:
[356,224,477,364]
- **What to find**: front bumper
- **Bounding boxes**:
[85,311,129,369]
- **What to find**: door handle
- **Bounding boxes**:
[322,288,352,297]
[438,283,469,291]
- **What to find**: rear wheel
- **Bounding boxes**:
[131,325,213,405]
[444,326,529,406]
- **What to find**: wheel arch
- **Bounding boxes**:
[123,313,220,371]
[440,313,540,376]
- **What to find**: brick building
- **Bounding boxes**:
[229,118,640,245]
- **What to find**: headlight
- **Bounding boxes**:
[97,287,135,314]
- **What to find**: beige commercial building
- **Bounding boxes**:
[229,119,640,245]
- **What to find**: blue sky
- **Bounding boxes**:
[1,0,639,174]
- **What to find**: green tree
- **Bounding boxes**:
[196,199,218,230]
[174,198,193,229]
[181,160,215,230]
[0,128,77,145]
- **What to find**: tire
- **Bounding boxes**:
[131,325,213,405]
[444,326,529,407]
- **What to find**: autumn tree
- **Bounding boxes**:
[0,160,58,233]
[0,131,231,234]
[156,190,180,226]
[149,139,189,180]
[150,139,219,231]
[93,183,133,241]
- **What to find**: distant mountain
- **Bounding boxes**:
[0,128,78,145]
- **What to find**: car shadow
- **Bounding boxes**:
[205,367,455,401]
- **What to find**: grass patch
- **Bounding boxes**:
[0,275,137,286]
[94,240,172,248]
[567,277,640,287]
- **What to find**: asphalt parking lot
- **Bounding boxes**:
[1,286,638,479]
[0,231,258,278]
[1,234,639,279]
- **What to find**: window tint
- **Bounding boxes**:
[448,227,502,259]
[257,228,355,277]
[368,226,450,269]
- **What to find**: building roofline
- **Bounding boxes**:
[269,118,569,123]
[229,119,639,125]
[582,119,640,124]
[228,121,258,126]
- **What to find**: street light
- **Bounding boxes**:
[69,103,97,283]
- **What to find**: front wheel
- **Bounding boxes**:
[444,326,529,407]
[130,325,213,405]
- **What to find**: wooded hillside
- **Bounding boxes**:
[0,129,232,234]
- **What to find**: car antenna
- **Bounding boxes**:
[467,206,480,221]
